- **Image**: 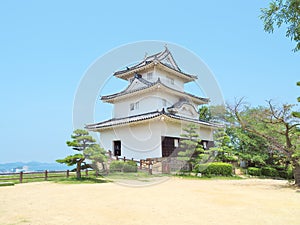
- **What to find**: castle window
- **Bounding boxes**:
[135,101,139,109]
[147,72,153,80]
[130,101,139,111]
[130,103,134,111]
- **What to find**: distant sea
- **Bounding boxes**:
[0,162,74,173]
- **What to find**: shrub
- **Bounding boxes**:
[109,161,124,172]
[109,160,137,173]
[278,170,288,179]
[261,167,279,177]
[194,162,233,176]
[287,166,294,179]
[277,166,294,179]
[123,160,137,172]
[248,167,262,176]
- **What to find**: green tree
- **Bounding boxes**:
[57,129,107,179]
[260,0,300,52]
[84,144,108,175]
[293,81,300,118]
[228,99,300,185]
[211,128,238,163]
[228,126,271,167]
[199,105,226,123]
[199,105,212,121]
[178,124,205,171]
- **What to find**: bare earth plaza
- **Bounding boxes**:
[1,179,300,225]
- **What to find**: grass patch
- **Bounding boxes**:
[107,171,164,179]
[106,171,170,181]
[174,174,244,180]
[53,176,111,184]
[0,182,15,186]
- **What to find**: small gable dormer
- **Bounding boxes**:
[167,98,199,119]
[126,73,152,92]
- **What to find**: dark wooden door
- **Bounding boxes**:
[113,140,121,156]
[162,137,175,157]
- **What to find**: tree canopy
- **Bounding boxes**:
[178,124,205,171]
[227,99,300,185]
[260,0,300,52]
[293,81,300,117]
[57,129,107,179]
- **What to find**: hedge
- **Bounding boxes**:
[248,166,294,179]
[194,162,233,176]
[109,160,137,172]
[261,167,279,177]
[248,167,261,176]
[123,160,138,172]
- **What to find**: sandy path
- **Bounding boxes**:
[0,178,299,225]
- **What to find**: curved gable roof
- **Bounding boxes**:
[85,109,222,131]
[101,78,209,105]
[113,47,197,82]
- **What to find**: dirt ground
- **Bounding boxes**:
[0,178,299,225]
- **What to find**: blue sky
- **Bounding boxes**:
[0,1,299,163]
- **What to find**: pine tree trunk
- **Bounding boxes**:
[76,161,81,179]
[294,163,300,187]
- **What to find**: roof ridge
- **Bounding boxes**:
[85,110,162,129]
[86,108,221,130]
[101,79,209,103]
[136,76,153,86]
[101,78,160,100]
[113,48,192,78]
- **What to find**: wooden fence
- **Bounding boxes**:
[114,156,170,174]
[114,156,154,173]
[0,170,90,183]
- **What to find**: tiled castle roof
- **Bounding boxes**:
[113,47,197,81]
[85,109,220,131]
[101,76,209,104]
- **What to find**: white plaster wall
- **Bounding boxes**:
[99,119,213,160]
[141,69,156,82]
[155,68,185,91]
[113,91,180,118]
[100,119,165,159]
[141,67,185,91]
[164,121,213,141]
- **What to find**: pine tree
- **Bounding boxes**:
[211,129,238,163]
[57,129,107,179]
[178,124,205,171]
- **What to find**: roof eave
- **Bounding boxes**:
[156,63,197,82]
[114,61,197,83]
[86,113,222,131]
[114,62,154,80]
[101,82,209,104]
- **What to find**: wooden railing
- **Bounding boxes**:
[113,156,173,174]
[0,170,89,183]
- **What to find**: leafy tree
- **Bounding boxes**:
[199,105,226,123]
[228,99,300,186]
[260,0,300,52]
[228,126,271,167]
[178,124,205,171]
[211,128,238,163]
[293,81,300,118]
[84,144,108,175]
[57,129,107,179]
[199,106,212,121]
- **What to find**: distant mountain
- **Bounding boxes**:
[0,161,74,173]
